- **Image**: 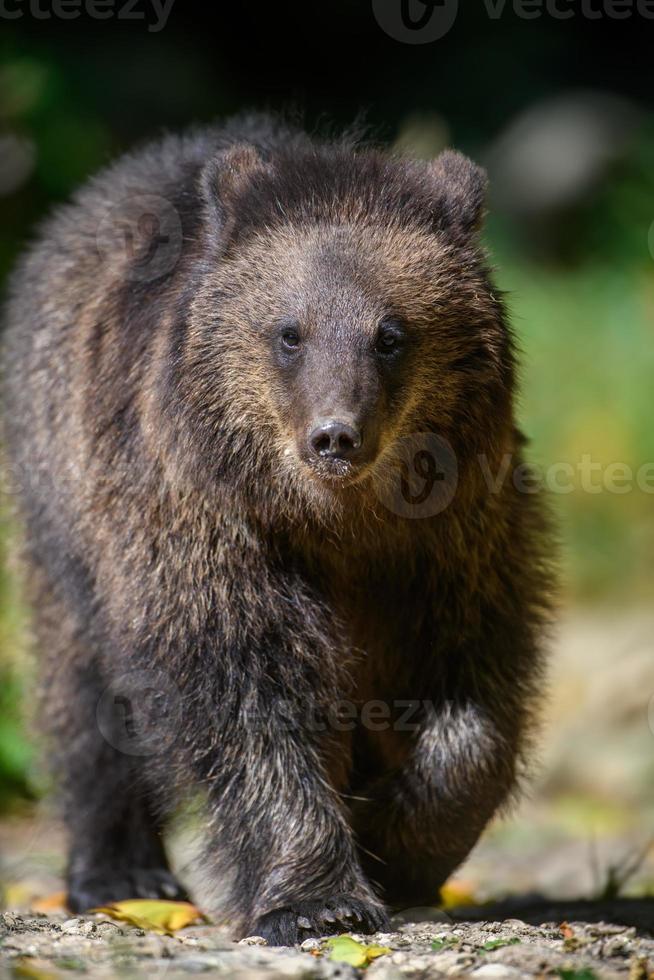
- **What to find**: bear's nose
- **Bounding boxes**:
[309,420,363,461]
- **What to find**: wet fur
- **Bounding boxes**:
[1,114,555,943]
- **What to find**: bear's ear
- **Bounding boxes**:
[200,144,270,240]
[426,150,488,234]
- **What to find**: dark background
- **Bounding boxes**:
[2,3,653,145]
[2,3,653,269]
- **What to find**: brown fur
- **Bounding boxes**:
[1,114,555,944]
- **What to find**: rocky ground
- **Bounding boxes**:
[2,902,654,979]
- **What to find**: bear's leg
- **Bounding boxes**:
[31,561,188,911]
[64,736,188,912]
[66,784,188,913]
[191,698,388,943]
[352,698,520,910]
[174,645,387,941]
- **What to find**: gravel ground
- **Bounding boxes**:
[2,904,653,980]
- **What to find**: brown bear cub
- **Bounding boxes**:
[2,114,554,944]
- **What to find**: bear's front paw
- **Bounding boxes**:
[251,895,389,946]
[67,867,189,912]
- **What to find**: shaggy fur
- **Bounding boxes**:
[1,114,555,944]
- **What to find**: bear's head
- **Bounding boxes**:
[175,140,515,525]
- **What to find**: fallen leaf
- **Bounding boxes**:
[627,956,650,980]
[53,958,87,972]
[326,935,391,967]
[364,944,391,961]
[559,921,575,940]
[327,936,368,968]
[31,892,68,913]
[4,883,35,908]
[90,899,205,934]
[11,959,58,980]
[557,969,598,980]
[439,881,477,908]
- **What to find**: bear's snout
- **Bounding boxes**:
[308,418,363,463]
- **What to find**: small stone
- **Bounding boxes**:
[95,921,123,938]
[472,965,524,979]
[61,918,83,934]
[377,933,412,948]
[176,958,214,973]
[274,954,335,976]
[365,962,406,980]
[594,923,635,937]
[602,936,630,957]
[239,935,267,945]
[501,919,530,932]
[391,907,450,926]
[300,937,320,951]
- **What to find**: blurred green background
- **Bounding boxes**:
[0,1,652,902]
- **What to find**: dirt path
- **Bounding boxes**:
[2,904,654,979]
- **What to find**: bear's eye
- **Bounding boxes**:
[281,328,301,350]
[375,320,404,355]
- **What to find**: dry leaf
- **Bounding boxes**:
[4,883,35,908]
[11,959,58,980]
[31,892,68,913]
[90,898,205,934]
[440,880,477,908]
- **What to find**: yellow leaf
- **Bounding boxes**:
[11,959,58,980]
[326,935,391,967]
[439,881,477,909]
[365,943,392,960]
[90,899,205,934]
[4,883,34,908]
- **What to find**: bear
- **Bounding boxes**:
[1,113,555,945]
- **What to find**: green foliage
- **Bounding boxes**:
[480,938,521,951]
[492,255,654,601]
[431,937,460,951]
[0,526,33,811]
[0,666,32,809]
